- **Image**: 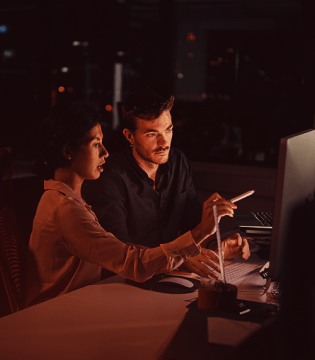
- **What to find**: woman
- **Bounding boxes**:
[25,101,242,307]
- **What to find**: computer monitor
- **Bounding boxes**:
[268,129,315,279]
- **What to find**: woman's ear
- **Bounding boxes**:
[62,145,72,161]
[123,128,134,146]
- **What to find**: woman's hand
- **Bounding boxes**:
[191,192,237,245]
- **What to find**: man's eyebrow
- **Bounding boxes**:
[143,124,173,133]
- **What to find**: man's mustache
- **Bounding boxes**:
[154,147,170,153]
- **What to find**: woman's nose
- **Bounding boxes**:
[101,144,109,158]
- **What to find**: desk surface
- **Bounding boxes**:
[0,272,270,360]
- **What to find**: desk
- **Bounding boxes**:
[0,272,270,360]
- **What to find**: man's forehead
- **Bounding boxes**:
[136,112,172,131]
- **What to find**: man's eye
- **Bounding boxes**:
[94,143,100,147]
[166,128,173,133]
[146,133,155,137]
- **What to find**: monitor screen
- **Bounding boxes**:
[268,129,315,279]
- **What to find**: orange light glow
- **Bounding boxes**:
[210,61,220,66]
[58,86,65,93]
[105,105,113,112]
[187,32,195,41]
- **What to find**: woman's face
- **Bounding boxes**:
[70,123,109,181]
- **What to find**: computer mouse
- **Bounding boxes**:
[125,274,199,294]
[157,276,195,289]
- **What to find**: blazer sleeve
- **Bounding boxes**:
[56,198,200,283]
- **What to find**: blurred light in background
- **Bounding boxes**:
[72,41,80,46]
[177,73,184,79]
[202,93,207,99]
[257,68,265,76]
[0,24,8,33]
[82,41,89,47]
[244,55,250,61]
[188,52,194,58]
[58,86,65,92]
[61,67,69,73]
[210,60,219,66]
[3,49,15,58]
[187,32,195,41]
[87,88,94,94]
[226,48,234,53]
[67,87,73,93]
[217,57,223,63]
[105,105,113,111]
[117,51,125,57]
[223,95,230,101]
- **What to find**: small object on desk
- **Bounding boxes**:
[157,276,194,289]
[198,279,238,312]
[259,261,270,279]
[266,281,282,303]
[125,274,199,294]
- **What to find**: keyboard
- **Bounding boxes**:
[251,211,273,227]
[204,261,263,282]
[268,281,281,299]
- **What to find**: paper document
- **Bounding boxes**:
[207,317,261,346]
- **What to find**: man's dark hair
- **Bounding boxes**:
[32,101,101,180]
[121,91,174,132]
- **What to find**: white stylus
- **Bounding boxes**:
[230,190,255,203]
[213,205,226,283]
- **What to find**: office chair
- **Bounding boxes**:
[0,207,27,313]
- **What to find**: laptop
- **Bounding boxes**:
[232,210,273,235]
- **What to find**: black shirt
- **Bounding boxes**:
[82,146,202,248]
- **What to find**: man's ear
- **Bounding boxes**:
[123,128,134,146]
[62,145,72,161]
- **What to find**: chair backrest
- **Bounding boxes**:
[0,207,27,313]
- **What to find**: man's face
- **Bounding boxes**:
[128,110,173,166]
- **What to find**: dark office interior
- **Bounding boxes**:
[0,0,315,357]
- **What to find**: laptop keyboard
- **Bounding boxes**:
[251,211,273,227]
[204,261,263,282]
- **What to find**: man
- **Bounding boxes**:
[82,91,249,278]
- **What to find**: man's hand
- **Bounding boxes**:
[179,248,221,279]
[222,233,250,260]
[209,233,250,260]
[191,192,237,245]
